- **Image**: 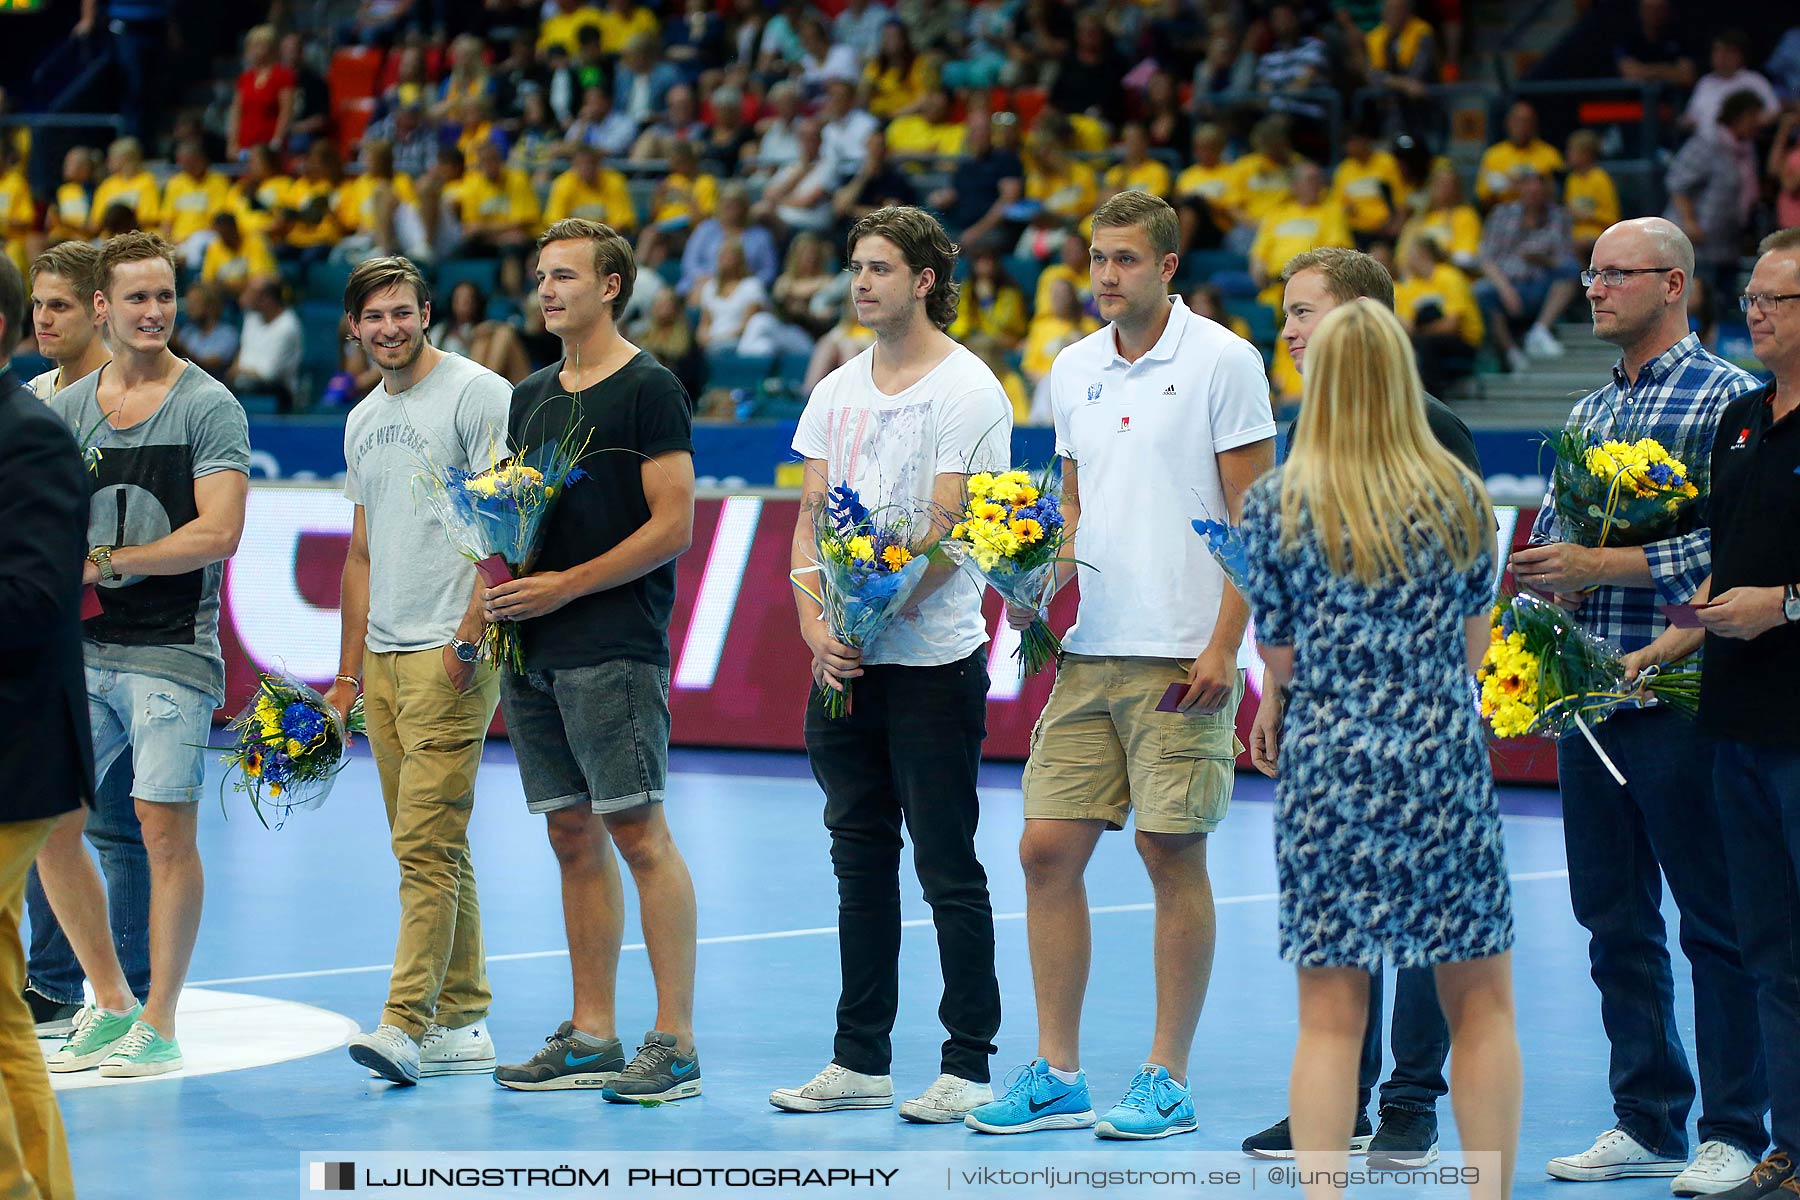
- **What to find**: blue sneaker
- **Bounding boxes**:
[963,1058,1096,1134]
[1095,1064,1198,1140]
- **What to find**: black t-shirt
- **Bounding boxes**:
[508,351,694,671]
[1700,382,1800,748]
[1282,391,1483,477]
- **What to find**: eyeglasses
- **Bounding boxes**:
[1739,293,1800,314]
[1580,267,1675,287]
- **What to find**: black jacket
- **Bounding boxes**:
[0,371,93,821]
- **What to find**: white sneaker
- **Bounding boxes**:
[899,1073,994,1124]
[1506,346,1532,374]
[769,1063,895,1112]
[1547,1128,1686,1181]
[347,1023,420,1086]
[1671,1142,1759,1196]
[419,1019,498,1077]
[1525,324,1566,358]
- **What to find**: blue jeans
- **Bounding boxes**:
[24,753,151,1005]
[1712,740,1800,1155]
[1358,965,1451,1115]
[1558,708,1767,1158]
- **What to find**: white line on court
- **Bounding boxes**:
[190,870,1567,988]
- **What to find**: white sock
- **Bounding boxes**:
[1048,1065,1082,1085]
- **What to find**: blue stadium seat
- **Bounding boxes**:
[1213,270,1259,299]
[1004,255,1044,301]
[774,350,813,389]
[1177,249,1249,289]
[1226,298,1278,346]
[705,348,774,394]
[435,258,501,298]
[304,259,356,304]
[235,391,284,416]
[298,300,346,397]
[656,258,683,289]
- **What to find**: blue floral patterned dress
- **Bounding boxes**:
[1239,469,1514,970]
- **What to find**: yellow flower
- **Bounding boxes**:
[951,523,967,540]
[269,783,283,798]
[967,473,997,500]
[973,501,1007,523]
[1009,517,1044,544]
[465,474,500,497]
[881,545,913,570]
[847,535,876,562]
[286,739,306,758]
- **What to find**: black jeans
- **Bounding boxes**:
[1558,708,1767,1159]
[804,652,1000,1083]
[1357,965,1451,1115]
[1712,739,1800,1155]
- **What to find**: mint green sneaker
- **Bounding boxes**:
[98,1020,183,1078]
[46,1003,143,1073]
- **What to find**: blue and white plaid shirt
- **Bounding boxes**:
[1529,332,1762,652]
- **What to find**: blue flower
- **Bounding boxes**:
[1646,462,1674,486]
[280,701,327,744]
[828,485,870,533]
[1500,608,1516,637]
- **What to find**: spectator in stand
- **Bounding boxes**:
[1051,12,1128,125]
[1251,163,1354,308]
[638,288,705,401]
[416,147,467,261]
[1024,120,1099,230]
[962,332,1032,425]
[1666,89,1769,325]
[544,144,637,232]
[802,291,876,396]
[887,88,967,160]
[1351,0,1438,136]
[597,0,659,55]
[278,33,332,153]
[452,94,503,163]
[228,145,290,242]
[665,0,729,82]
[337,139,424,260]
[1767,26,1800,100]
[201,211,277,301]
[1475,168,1581,372]
[1139,70,1191,158]
[1332,125,1407,246]
[228,25,294,159]
[1476,101,1564,209]
[949,243,1029,350]
[1102,124,1173,203]
[1401,162,1482,273]
[231,276,303,411]
[1034,230,1093,316]
[832,130,918,228]
[1174,124,1239,254]
[1611,0,1698,90]
[1188,283,1255,342]
[1682,30,1779,134]
[365,103,439,179]
[276,142,348,267]
[631,83,707,161]
[1395,234,1482,396]
[647,140,718,230]
[833,0,891,63]
[1021,276,1098,410]
[682,183,777,295]
[754,0,808,71]
[536,0,603,56]
[428,279,531,384]
[510,93,566,186]
[752,118,836,237]
[89,139,160,237]
[769,233,837,337]
[614,32,682,127]
[1010,0,1076,69]
[172,283,238,381]
[928,110,1023,246]
[549,28,608,124]
[346,0,420,48]
[489,34,545,118]
[797,16,860,92]
[752,82,807,173]
[1771,108,1800,232]
[383,45,433,114]
[160,142,232,270]
[700,86,756,176]
[431,33,494,125]
[694,238,768,351]
[1254,2,1333,117]
[1231,116,1305,237]
[47,148,98,245]
[863,21,933,119]
[1191,14,1257,113]
[457,138,541,295]
[1563,130,1620,262]
[564,87,640,159]
[818,77,880,184]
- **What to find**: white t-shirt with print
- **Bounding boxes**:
[793,343,1012,667]
[1051,296,1275,659]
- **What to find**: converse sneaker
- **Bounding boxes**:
[1367,1106,1439,1168]
[600,1032,701,1103]
[347,1024,420,1086]
[493,1022,624,1091]
[899,1074,993,1124]
[1241,1113,1375,1159]
[1094,1064,1198,1140]
[420,1019,498,1078]
[46,1003,143,1073]
[1712,1154,1795,1200]
[1547,1128,1686,1181]
[26,987,81,1039]
[1672,1142,1759,1196]
[97,1020,183,1078]
[963,1058,1096,1135]
[770,1062,894,1112]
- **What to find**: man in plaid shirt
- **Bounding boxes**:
[1512,218,1769,1193]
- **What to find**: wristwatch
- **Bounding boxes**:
[450,637,482,663]
[1784,584,1800,624]
[87,545,116,582]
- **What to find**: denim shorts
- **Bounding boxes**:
[86,667,216,804]
[500,659,671,815]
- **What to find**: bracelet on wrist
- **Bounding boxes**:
[335,673,361,689]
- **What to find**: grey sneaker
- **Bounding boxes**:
[600,1031,701,1103]
[26,987,81,1039]
[493,1021,625,1091]
[348,1023,420,1085]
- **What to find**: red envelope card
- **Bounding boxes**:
[475,554,516,586]
[80,585,103,620]
[1156,681,1189,713]
[1657,603,1709,628]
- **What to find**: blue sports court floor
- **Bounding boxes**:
[44,744,1716,1198]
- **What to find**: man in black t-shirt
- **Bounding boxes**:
[484,218,703,1104]
[1627,229,1800,1200]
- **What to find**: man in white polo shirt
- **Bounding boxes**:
[966,191,1275,1141]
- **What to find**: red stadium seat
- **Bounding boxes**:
[335,98,375,158]
[328,47,384,110]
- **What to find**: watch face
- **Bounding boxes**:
[1787,597,1800,622]
[456,642,481,662]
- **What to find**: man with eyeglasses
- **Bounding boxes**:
[1626,227,1800,1200]
[1509,217,1768,1194]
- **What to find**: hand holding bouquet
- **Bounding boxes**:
[793,484,933,717]
[1549,424,1700,548]
[1191,515,1250,593]
[219,672,367,827]
[941,468,1074,677]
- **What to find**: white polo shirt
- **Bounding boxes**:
[1050,296,1275,659]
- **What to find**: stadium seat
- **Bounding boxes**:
[335,98,376,160]
[328,47,383,109]
[1225,298,1278,346]
[435,258,501,298]
[705,348,774,394]
[1178,249,1249,289]
[656,258,683,289]
[304,259,355,304]
[774,350,812,388]
[235,391,284,417]
[1004,255,1044,301]
[1213,270,1259,300]
[298,300,347,401]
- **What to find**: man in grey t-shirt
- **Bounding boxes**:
[326,257,510,1086]
[38,232,250,1080]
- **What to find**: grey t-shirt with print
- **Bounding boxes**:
[50,361,252,705]
[344,352,513,654]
